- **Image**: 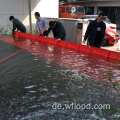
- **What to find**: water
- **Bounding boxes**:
[0,38,120,120]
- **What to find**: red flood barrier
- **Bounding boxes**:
[89,47,110,60]
[14,32,120,64]
[108,51,120,63]
[65,42,80,51]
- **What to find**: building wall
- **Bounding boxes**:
[0,0,58,35]
[24,0,59,26]
[81,0,120,7]
[0,0,28,26]
[0,0,28,35]
[80,0,120,27]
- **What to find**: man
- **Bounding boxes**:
[9,16,26,34]
[83,13,106,48]
[44,21,66,40]
[35,12,47,36]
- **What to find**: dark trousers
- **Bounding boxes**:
[87,41,101,48]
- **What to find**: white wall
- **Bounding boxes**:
[0,0,28,26]
[24,0,59,26]
[0,0,29,35]
[0,0,58,34]
[32,0,58,18]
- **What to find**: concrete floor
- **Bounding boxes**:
[102,42,120,52]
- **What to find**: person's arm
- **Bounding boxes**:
[103,23,106,37]
[43,27,51,36]
[37,26,42,36]
[42,19,47,33]
[84,22,93,42]
[12,21,17,32]
[12,21,17,36]
[36,21,42,35]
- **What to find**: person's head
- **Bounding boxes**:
[97,13,105,22]
[9,16,14,22]
[35,12,40,20]
[49,21,56,29]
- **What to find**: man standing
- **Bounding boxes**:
[83,13,106,48]
[9,16,26,33]
[35,12,47,36]
[44,21,66,40]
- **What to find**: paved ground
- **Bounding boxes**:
[102,43,120,52]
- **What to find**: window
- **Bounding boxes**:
[76,7,85,14]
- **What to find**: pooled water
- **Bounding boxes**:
[0,38,120,120]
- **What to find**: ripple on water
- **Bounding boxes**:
[0,40,120,120]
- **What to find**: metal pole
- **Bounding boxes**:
[28,0,32,33]
[94,6,98,15]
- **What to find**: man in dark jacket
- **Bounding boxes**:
[83,13,106,48]
[9,16,26,33]
[44,21,66,40]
